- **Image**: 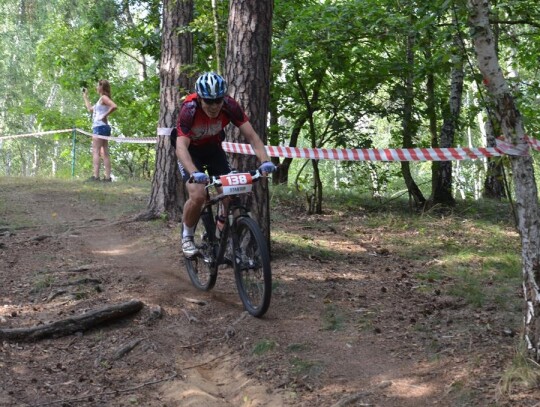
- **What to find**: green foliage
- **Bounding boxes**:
[2,0,540,206]
[191,0,229,73]
[0,0,161,179]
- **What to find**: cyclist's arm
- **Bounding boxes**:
[238,122,271,164]
[176,136,198,175]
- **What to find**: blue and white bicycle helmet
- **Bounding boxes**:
[195,72,228,99]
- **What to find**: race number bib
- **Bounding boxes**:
[220,173,253,195]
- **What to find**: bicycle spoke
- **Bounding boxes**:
[233,217,272,317]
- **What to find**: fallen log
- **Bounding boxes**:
[0,299,144,342]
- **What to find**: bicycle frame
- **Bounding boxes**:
[203,179,254,269]
[184,169,272,317]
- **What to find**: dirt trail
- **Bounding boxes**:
[0,180,536,406]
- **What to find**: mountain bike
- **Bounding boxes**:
[184,170,272,317]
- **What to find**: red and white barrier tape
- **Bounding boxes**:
[526,136,540,152]
[223,139,530,162]
[75,128,158,144]
[0,129,73,140]
[0,128,536,161]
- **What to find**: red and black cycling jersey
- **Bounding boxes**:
[176,93,249,148]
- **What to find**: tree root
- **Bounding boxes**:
[0,299,144,342]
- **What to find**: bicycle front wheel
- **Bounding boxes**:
[185,212,218,291]
[232,217,272,317]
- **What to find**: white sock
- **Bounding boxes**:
[183,224,195,238]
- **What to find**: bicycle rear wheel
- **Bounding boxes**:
[232,217,272,317]
[185,212,218,291]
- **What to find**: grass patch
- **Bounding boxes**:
[252,339,277,355]
[289,356,323,377]
[447,379,476,405]
[0,177,150,228]
[271,279,282,291]
[419,248,521,309]
[272,184,522,313]
[355,311,375,331]
[447,271,486,308]
[322,304,345,331]
[31,275,55,293]
[286,342,310,353]
[499,346,540,396]
[271,230,339,260]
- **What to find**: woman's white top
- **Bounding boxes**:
[92,97,110,127]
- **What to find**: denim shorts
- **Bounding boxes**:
[93,125,111,137]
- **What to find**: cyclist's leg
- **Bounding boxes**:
[205,146,233,263]
[178,153,207,256]
[183,183,206,229]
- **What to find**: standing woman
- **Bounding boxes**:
[82,80,117,182]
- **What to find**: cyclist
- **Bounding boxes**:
[175,72,276,257]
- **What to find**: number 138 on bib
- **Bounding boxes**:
[220,173,253,195]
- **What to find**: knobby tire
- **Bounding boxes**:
[185,211,218,291]
[232,217,272,317]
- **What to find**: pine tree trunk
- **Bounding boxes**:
[143,0,193,221]
[469,0,540,360]
[225,0,273,240]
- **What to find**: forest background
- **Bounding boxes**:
[1,0,540,403]
[2,0,540,211]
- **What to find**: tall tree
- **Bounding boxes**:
[143,0,193,221]
[210,0,222,73]
[225,0,273,239]
[399,25,426,207]
[468,0,540,361]
[270,0,385,209]
[431,32,464,206]
[481,4,506,200]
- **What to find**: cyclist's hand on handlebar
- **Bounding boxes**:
[258,161,276,175]
[190,171,209,184]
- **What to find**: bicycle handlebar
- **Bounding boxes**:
[188,169,264,187]
[208,170,263,188]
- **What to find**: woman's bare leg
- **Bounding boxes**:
[91,137,101,178]
[101,141,111,179]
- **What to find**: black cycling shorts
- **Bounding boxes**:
[178,143,231,182]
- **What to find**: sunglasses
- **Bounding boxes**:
[202,98,224,105]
